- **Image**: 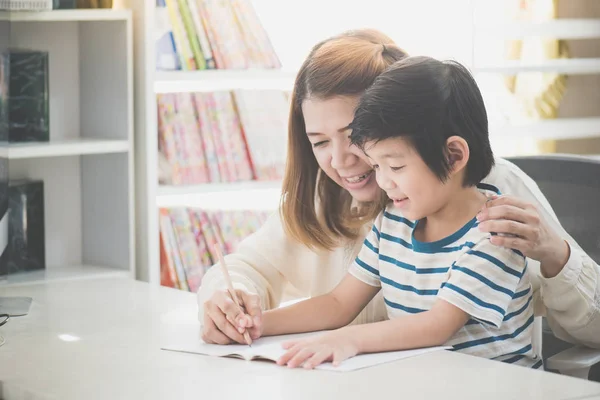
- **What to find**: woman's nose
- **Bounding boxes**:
[330,140,354,170]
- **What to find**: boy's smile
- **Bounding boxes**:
[364,137,452,222]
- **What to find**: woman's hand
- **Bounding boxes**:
[477,194,570,278]
[277,329,358,369]
[201,289,263,345]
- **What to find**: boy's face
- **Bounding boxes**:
[364,137,453,221]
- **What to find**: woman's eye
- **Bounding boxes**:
[312,141,328,148]
[390,166,405,171]
[372,164,379,170]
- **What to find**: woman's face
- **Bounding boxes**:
[302,96,380,203]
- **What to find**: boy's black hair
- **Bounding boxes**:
[349,56,494,187]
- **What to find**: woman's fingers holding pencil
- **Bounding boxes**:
[237,290,263,339]
[202,290,250,345]
[201,314,233,345]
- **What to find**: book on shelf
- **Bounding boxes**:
[234,89,288,181]
[159,207,271,291]
[157,90,289,185]
[3,179,45,276]
[155,0,280,70]
[6,50,49,143]
[0,0,52,10]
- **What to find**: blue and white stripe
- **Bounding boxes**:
[349,185,539,368]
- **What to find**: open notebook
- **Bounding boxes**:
[161,325,449,372]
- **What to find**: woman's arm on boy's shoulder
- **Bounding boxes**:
[262,274,380,337]
[482,158,600,348]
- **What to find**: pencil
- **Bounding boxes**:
[213,244,253,347]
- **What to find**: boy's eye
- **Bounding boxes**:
[312,140,328,148]
[390,166,405,171]
[371,164,379,170]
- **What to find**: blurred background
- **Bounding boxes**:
[0,0,598,294]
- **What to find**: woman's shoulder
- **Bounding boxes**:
[482,156,540,196]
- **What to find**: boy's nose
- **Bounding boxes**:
[376,172,396,191]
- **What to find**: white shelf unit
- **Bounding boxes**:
[3,138,130,159]
[471,9,600,142]
[1,9,135,286]
[154,68,296,93]
[127,0,289,284]
[489,117,600,141]
[474,19,600,40]
[474,58,600,75]
[156,181,282,210]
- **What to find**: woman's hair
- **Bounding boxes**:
[349,56,494,187]
[280,29,408,250]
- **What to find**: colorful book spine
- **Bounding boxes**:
[211,91,254,181]
[230,0,281,68]
[177,0,207,70]
[198,0,248,69]
[191,93,221,182]
[187,209,213,269]
[155,0,181,70]
[169,208,204,292]
[157,94,184,184]
[173,93,210,184]
[159,210,189,290]
[203,92,233,182]
[164,0,196,70]
[185,0,216,69]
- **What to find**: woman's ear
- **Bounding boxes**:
[446,136,470,175]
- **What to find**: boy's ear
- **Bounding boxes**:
[446,136,469,175]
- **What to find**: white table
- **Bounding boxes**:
[1,277,600,400]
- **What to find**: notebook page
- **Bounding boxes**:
[314,346,450,372]
[161,326,316,361]
[161,324,449,371]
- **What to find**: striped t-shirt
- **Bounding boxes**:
[349,186,541,369]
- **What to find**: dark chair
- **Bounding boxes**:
[507,154,600,380]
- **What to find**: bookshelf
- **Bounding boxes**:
[471,4,600,143]
[1,9,135,285]
[127,0,289,285]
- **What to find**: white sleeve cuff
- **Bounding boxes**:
[538,243,583,297]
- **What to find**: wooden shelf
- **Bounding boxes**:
[490,117,600,140]
[1,138,130,159]
[475,19,600,40]
[473,58,600,75]
[156,181,282,209]
[1,265,131,287]
[154,69,296,93]
[0,8,131,22]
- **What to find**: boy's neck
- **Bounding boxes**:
[414,185,487,243]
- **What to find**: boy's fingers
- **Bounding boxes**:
[288,348,315,368]
[304,350,331,369]
[277,345,300,366]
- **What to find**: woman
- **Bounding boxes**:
[198,29,600,348]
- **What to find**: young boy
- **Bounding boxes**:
[246,56,540,370]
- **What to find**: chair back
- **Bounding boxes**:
[507,154,600,379]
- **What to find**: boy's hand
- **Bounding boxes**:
[277,329,358,369]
